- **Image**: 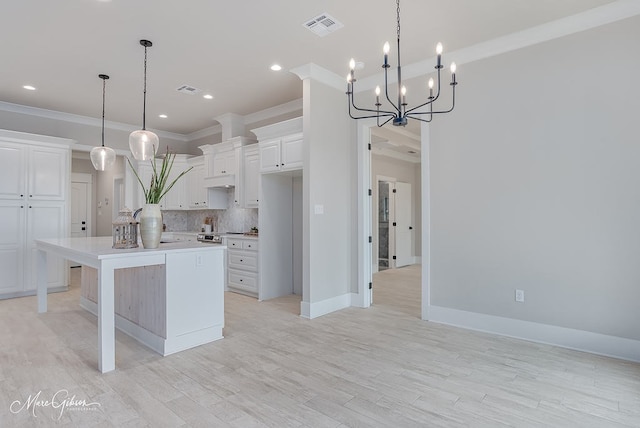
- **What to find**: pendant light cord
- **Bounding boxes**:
[142,44,148,131]
[101,77,106,147]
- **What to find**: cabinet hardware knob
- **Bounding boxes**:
[29,205,32,208]
[21,205,24,208]
[240,259,243,262]
[20,194,24,197]
[240,279,243,282]
[29,195,32,197]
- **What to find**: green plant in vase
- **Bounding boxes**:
[127,146,193,248]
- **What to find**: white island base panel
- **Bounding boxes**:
[79,263,223,356]
[36,237,226,372]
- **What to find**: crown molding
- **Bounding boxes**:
[0,101,189,142]
[290,63,345,91]
[357,0,640,91]
[371,146,420,164]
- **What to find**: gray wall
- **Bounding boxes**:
[429,16,640,340]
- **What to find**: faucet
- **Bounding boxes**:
[133,208,143,220]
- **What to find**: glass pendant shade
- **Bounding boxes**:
[129,130,158,161]
[92,74,116,171]
[130,39,158,161]
[90,146,116,171]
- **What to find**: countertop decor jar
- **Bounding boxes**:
[112,207,139,249]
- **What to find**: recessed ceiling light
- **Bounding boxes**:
[203,94,213,100]
[159,114,167,119]
[270,64,282,71]
[23,85,36,91]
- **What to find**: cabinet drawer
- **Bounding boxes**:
[228,269,258,292]
[226,238,243,249]
[242,240,258,251]
[228,251,257,271]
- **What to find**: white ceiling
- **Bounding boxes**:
[0,0,617,137]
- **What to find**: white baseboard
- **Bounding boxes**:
[413,256,422,264]
[428,305,640,363]
[300,293,352,319]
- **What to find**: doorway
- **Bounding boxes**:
[71,173,92,238]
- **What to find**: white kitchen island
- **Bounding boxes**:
[35,237,225,373]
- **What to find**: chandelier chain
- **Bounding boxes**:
[396,0,401,40]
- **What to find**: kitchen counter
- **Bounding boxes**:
[35,237,226,373]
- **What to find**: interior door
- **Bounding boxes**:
[71,181,88,238]
[394,182,413,267]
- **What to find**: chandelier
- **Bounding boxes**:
[346,0,458,127]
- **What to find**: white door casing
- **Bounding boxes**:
[394,181,413,268]
[71,173,92,238]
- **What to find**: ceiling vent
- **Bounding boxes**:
[176,84,202,95]
[303,13,343,37]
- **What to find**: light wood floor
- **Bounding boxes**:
[1,266,639,427]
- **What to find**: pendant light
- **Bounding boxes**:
[90,74,116,171]
[129,39,159,161]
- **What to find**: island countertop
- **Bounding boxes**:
[35,236,226,373]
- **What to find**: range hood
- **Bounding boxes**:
[204,174,235,188]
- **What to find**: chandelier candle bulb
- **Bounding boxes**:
[346,0,458,127]
[383,42,390,67]
[451,62,457,84]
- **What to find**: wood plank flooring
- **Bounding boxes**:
[1,265,639,426]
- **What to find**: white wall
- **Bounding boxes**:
[428,16,640,342]
[302,76,352,314]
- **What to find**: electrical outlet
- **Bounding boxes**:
[515,289,525,303]
[196,254,203,267]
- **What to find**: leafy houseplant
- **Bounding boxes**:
[127,147,193,204]
[127,147,192,248]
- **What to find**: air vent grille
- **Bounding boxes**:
[176,85,202,95]
[303,13,343,37]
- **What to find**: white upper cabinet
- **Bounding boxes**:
[212,150,237,177]
[252,117,303,174]
[242,145,260,208]
[0,144,26,199]
[29,147,67,200]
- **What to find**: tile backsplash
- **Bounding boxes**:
[162,188,258,233]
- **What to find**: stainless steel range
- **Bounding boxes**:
[196,233,223,244]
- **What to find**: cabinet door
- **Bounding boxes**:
[213,150,236,176]
[243,148,260,208]
[28,146,67,200]
[281,133,303,171]
[25,201,66,291]
[135,163,154,208]
[0,144,26,200]
[188,164,203,208]
[259,140,281,172]
[163,160,189,210]
[0,201,25,294]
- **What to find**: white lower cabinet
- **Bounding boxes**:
[224,236,259,298]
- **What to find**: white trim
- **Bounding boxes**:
[420,121,431,320]
[428,305,640,363]
[356,120,376,308]
[244,99,303,127]
[0,101,188,142]
[0,128,75,147]
[290,63,345,91]
[184,124,222,141]
[371,146,420,164]
[300,293,351,319]
[357,0,640,91]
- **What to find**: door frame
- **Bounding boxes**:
[70,172,93,237]
[356,120,431,320]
